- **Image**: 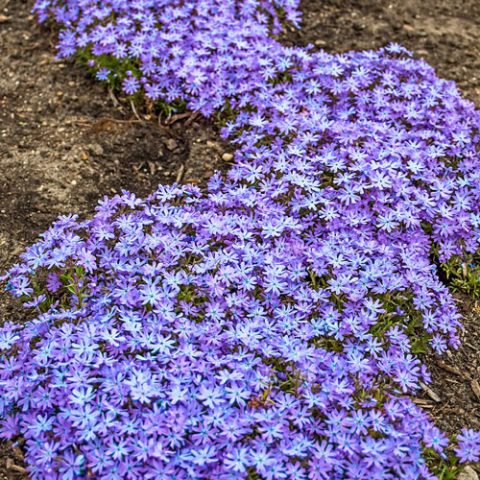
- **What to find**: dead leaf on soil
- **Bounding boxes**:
[412,398,434,409]
[436,359,469,380]
[471,379,480,401]
[6,458,26,474]
[472,301,480,315]
[419,381,441,403]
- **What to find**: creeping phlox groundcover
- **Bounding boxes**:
[1,0,480,478]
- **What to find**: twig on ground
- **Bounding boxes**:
[176,163,185,183]
[471,379,480,401]
[436,359,470,380]
[129,100,142,121]
[419,381,441,403]
[166,111,200,126]
[412,398,434,409]
[74,117,143,126]
[108,88,121,108]
[185,111,200,126]
[6,458,27,474]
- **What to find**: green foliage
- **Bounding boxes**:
[77,47,140,91]
[425,448,461,480]
[76,47,188,118]
[441,254,480,298]
[246,468,262,480]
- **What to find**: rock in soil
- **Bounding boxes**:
[458,466,479,480]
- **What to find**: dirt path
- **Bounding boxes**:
[1,0,480,477]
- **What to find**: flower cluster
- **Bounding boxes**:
[1,0,480,478]
[33,0,301,115]
[455,429,480,463]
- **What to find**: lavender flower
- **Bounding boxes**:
[0,0,479,478]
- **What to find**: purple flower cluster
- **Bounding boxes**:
[0,189,444,479]
[455,429,480,463]
[1,0,480,478]
[33,0,301,115]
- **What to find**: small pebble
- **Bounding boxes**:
[88,144,104,156]
[458,466,479,480]
[222,153,233,162]
[165,138,178,151]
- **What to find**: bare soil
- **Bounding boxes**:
[1,0,480,477]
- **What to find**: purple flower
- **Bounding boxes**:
[2,0,480,477]
[455,429,480,463]
[123,75,140,95]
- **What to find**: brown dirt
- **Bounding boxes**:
[1,0,480,477]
